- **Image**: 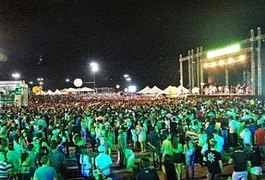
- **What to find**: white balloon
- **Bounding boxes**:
[74,78,83,87]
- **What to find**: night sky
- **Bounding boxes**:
[0,0,265,90]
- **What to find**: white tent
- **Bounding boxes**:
[192,87,200,94]
[60,88,68,92]
[138,86,151,94]
[46,90,54,95]
[176,85,190,95]
[78,87,94,92]
[149,86,163,94]
[66,87,79,92]
[54,89,63,95]
[160,86,178,95]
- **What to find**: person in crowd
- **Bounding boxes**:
[95,145,113,178]
[161,133,174,159]
[131,126,138,151]
[137,122,147,153]
[250,145,262,180]
[197,128,207,166]
[18,152,30,180]
[136,157,159,180]
[80,146,92,178]
[172,134,184,179]
[6,143,21,177]
[213,129,224,154]
[203,139,223,180]
[229,116,238,148]
[184,137,195,180]
[124,147,135,169]
[117,129,126,168]
[28,144,38,179]
[229,143,251,180]
[48,140,65,180]
[254,124,265,158]
[0,150,13,179]
[72,133,86,172]
[162,154,177,180]
[147,126,160,168]
[34,155,57,180]
[240,124,252,145]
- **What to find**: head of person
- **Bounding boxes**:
[40,155,50,165]
[166,133,172,140]
[209,139,217,149]
[50,140,57,150]
[140,157,151,168]
[98,145,107,153]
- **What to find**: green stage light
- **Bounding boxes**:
[207,44,240,59]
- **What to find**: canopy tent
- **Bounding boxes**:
[176,85,190,95]
[191,87,200,94]
[149,86,163,94]
[66,87,79,92]
[54,89,63,95]
[78,87,94,92]
[160,86,178,95]
[137,86,151,94]
[46,90,54,95]
[60,88,68,92]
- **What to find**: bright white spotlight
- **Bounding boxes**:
[211,62,217,68]
[239,55,246,61]
[74,78,83,87]
[11,73,20,80]
[66,78,70,82]
[218,60,225,66]
[203,63,209,68]
[29,81,34,85]
[128,85,137,93]
[124,74,129,78]
[116,84,120,89]
[90,62,99,73]
[227,58,234,64]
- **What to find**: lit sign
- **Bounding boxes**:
[207,44,240,59]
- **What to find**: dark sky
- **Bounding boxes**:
[0,0,265,90]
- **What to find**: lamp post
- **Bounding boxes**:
[11,73,20,80]
[124,74,132,88]
[90,62,99,89]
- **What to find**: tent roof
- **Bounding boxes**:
[78,87,94,92]
[138,86,151,94]
[149,86,163,94]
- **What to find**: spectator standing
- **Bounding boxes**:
[34,155,57,180]
[184,137,195,180]
[95,145,113,178]
[254,125,265,157]
[48,141,65,180]
[136,157,159,180]
[204,139,223,180]
[162,154,177,180]
[229,144,251,180]
[250,146,262,180]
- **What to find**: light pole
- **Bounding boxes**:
[124,74,132,88]
[90,62,99,89]
[11,73,20,80]
[37,78,44,86]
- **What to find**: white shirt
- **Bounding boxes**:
[95,153,112,176]
[240,129,252,145]
[214,134,224,154]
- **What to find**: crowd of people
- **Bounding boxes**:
[0,93,264,179]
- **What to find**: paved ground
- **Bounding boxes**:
[63,147,233,180]
[63,144,265,180]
